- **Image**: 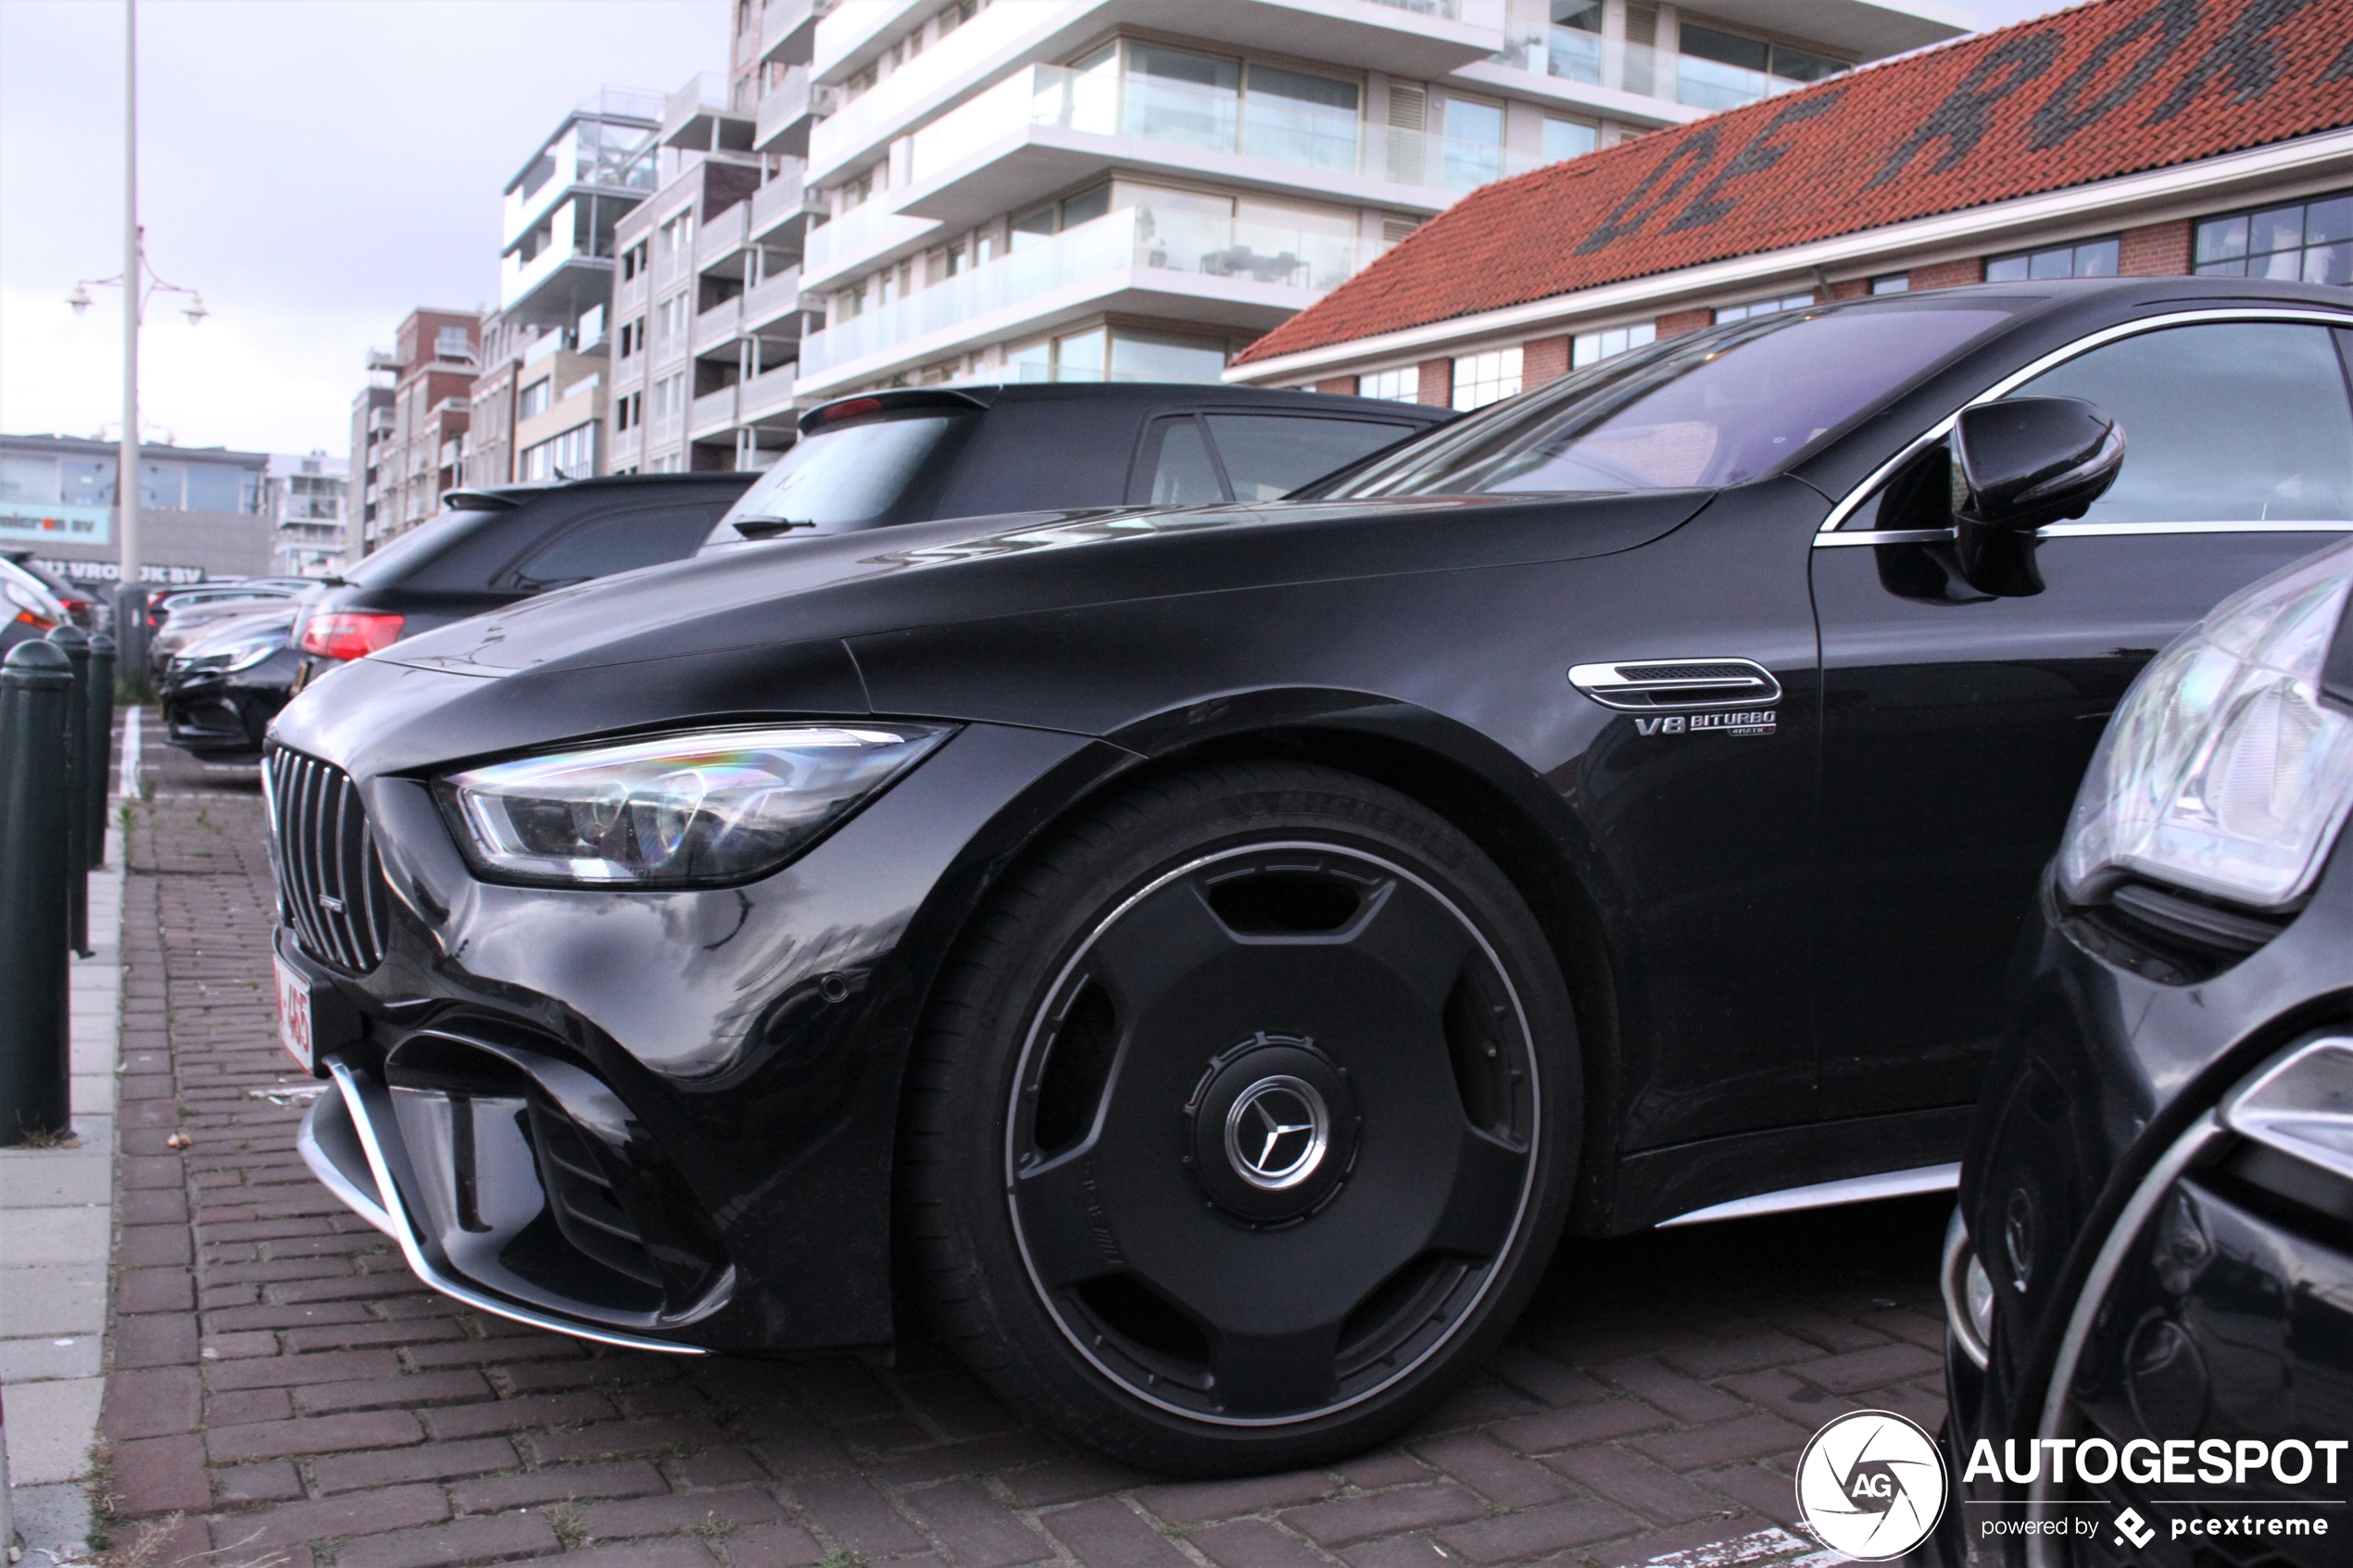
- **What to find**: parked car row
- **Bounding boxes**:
[252,281,2351,1506]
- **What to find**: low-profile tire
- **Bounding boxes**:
[900,760,1579,1474]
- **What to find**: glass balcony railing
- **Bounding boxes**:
[799,204,1389,380]
[1492,27,1830,111]
[905,62,1540,197]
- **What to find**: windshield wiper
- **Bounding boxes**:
[731,516,818,539]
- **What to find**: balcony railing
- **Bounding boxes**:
[695,295,743,350]
[611,426,644,468]
[688,384,739,438]
[697,203,749,268]
[618,272,649,315]
[742,268,802,331]
[1492,27,1834,111]
[755,65,832,155]
[801,203,1387,380]
[749,170,817,243]
[760,0,827,64]
[906,62,1541,199]
[739,362,798,420]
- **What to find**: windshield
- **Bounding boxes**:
[1329,300,2019,499]
[342,508,506,587]
[704,413,968,546]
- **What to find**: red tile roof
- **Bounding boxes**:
[1236,0,2353,365]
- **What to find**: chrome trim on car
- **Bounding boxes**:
[2025,1110,2221,1564]
[1655,1161,1958,1228]
[2222,1035,2353,1185]
[1942,1208,1989,1371]
[322,1057,708,1356]
[296,1092,398,1240]
[1568,658,1783,711]
[1815,521,2353,547]
[1818,307,2353,536]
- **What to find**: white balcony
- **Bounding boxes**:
[663,70,754,150]
[743,268,804,332]
[610,425,644,469]
[797,201,1384,394]
[697,203,750,270]
[618,271,649,316]
[800,199,939,294]
[695,295,744,351]
[1482,28,1824,116]
[739,362,799,421]
[882,61,1543,242]
[760,0,829,66]
[750,170,821,245]
[688,384,740,438]
[754,65,833,157]
[808,0,1507,187]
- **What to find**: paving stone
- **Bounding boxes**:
[207,1408,425,1462]
[107,1433,210,1515]
[1044,1496,1196,1567]
[447,1458,670,1512]
[1136,1469,1340,1524]
[578,1486,783,1538]
[1630,1413,1811,1471]
[1546,1445,1728,1524]
[793,1471,932,1558]
[1189,1517,1337,1568]
[1433,1496,1644,1563]
[1411,1431,1568,1508]
[724,1520,829,1567]
[334,1512,560,1568]
[311,1436,518,1493]
[901,1478,1057,1566]
[1282,1484,1490,1548]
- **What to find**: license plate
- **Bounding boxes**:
[274,955,315,1073]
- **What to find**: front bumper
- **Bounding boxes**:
[266,718,1115,1352]
[162,663,292,756]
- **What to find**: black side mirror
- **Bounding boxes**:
[1948,396,2124,596]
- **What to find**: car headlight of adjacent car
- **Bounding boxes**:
[214,635,283,673]
[2057,539,2353,913]
[434,723,954,886]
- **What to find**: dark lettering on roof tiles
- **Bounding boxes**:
[1237,0,2353,365]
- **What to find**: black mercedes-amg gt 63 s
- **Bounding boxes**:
[266,277,2353,1474]
[1933,535,2353,1568]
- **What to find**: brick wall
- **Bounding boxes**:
[1908,258,1983,290]
[1315,376,1357,395]
[1828,279,1869,301]
[2121,218,2193,276]
[1655,307,1712,338]
[1416,357,1453,408]
[1523,335,1572,388]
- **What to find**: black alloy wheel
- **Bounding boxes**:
[901,762,1578,1473]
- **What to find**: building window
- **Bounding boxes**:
[1869,273,1910,294]
[621,240,648,282]
[1679,25,1848,113]
[1542,116,1597,164]
[1714,293,1814,323]
[1571,322,1656,368]
[434,325,474,359]
[1453,346,1523,411]
[1360,367,1420,403]
[1985,236,2120,282]
[614,391,642,432]
[519,379,551,420]
[521,422,598,483]
[1442,94,1505,190]
[618,318,642,358]
[2196,191,2353,286]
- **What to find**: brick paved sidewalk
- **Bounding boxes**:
[94,793,1948,1568]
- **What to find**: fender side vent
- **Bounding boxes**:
[1568,658,1783,711]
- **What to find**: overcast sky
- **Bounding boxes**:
[0,0,2074,459]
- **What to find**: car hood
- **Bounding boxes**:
[275,491,1710,778]
[378,493,1707,680]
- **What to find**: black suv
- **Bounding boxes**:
[293,472,756,682]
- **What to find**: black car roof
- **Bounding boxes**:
[799,382,1453,434]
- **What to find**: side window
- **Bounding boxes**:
[510,506,724,590]
[2013,322,2353,524]
[1138,417,1229,507]
[1203,415,1419,501]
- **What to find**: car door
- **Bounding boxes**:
[1810,314,2353,1121]
[1127,412,1425,505]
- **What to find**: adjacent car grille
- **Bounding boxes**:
[266,746,393,973]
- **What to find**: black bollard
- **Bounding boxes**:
[0,639,75,1145]
[114,583,149,685]
[86,632,115,869]
[49,625,91,957]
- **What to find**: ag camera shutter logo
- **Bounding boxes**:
[1795,1410,1948,1560]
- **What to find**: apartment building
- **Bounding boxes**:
[605,0,824,476]
[348,309,482,556]
[1227,0,2353,404]
[778,0,1965,403]
[264,451,349,577]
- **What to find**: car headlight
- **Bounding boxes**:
[434,723,954,886]
[2057,539,2353,911]
[217,636,282,673]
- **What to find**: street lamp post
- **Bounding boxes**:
[65,0,206,673]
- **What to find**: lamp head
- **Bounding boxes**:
[67,283,92,316]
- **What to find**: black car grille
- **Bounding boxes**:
[523,1098,663,1288]
[266,746,393,973]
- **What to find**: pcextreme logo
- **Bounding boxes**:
[1794,1410,1947,1561]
